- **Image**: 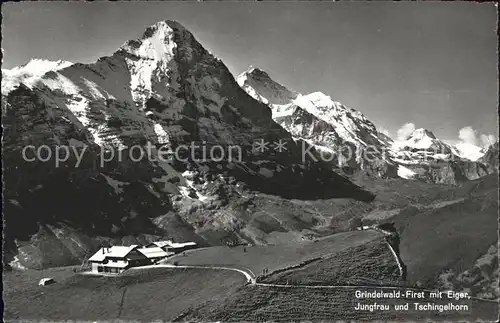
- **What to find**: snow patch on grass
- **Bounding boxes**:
[9,256,27,270]
[397,165,416,179]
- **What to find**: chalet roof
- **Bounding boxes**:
[89,245,140,262]
[145,240,197,249]
[147,240,173,248]
[137,247,172,259]
[168,242,196,248]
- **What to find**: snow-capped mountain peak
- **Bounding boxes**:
[237,67,398,177]
[237,66,277,85]
[295,92,386,148]
[119,20,182,108]
[243,66,271,78]
[406,128,437,141]
[121,21,177,58]
[451,142,485,162]
[6,58,73,74]
[4,20,292,150]
[393,128,445,151]
[294,92,343,114]
[2,58,73,94]
[237,66,497,183]
[237,66,298,105]
[238,68,387,148]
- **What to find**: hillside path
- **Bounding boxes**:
[132,263,496,303]
[130,264,256,284]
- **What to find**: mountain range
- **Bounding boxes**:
[1,20,498,270]
[238,67,498,184]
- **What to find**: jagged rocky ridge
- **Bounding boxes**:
[237,68,497,185]
[2,21,374,269]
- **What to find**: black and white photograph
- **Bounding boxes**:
[1,1,498,321]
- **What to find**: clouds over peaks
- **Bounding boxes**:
[396,122,416,141]
[457,126,496,148]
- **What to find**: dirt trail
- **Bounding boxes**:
[117,287,127,317]
[132,263,495,303]
[130,264,256,284]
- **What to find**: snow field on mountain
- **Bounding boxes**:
[397,165,417,179]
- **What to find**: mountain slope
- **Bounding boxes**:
[478,141,499,172]
[237,68,398,178]
[452,142,486,161]
[389,129,494,184]
[238,68,497,184]
[2,58,73,95]
[237,67,298,105]
[2,20,374,269]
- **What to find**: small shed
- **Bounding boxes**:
[145,240,173,250]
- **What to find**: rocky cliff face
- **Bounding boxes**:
[2,20,373,269]
[479,142,499,173]
[3,20,496,269]
[389,129,496,185]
